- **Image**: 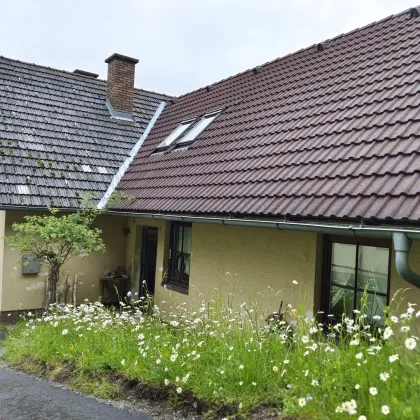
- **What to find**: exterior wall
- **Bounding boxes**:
[0,211,5,312]
[126,218,420,328]
[126,218,320,316]
[0,211,128,312]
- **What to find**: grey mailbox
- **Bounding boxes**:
[22,254,40,274]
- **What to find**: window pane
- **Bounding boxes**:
[157,121,193,149]
[356,291,387,320]
[170,224,192,286]
[330,243,356,287]
[178,112,219,144]
[357,246,389,294]
[330,285,354,319]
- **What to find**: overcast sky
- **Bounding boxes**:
[0,0,416,96]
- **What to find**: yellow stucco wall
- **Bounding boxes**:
[0,211,5,312]
[126,218,320,316]
[126,218,420,325]
[0,211,128,312]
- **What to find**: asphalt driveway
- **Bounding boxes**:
[0,368,151,420]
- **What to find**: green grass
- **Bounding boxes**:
[2,287,420,419]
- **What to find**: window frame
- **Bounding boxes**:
[154,118,197,153]
[173,109,222,149]
[321,235,392,322]
[163,222,192,294]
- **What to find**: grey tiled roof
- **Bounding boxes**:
[0,56,170,208]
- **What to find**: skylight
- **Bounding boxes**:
[177,110,221,145]
[155,119,195,151]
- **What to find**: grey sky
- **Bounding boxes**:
[0,0,416,96]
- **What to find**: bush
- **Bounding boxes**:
[3,288,420,419]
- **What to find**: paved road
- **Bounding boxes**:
[0,368,151,420]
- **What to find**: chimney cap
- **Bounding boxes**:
[105,53,139,64]
[73,69,99,78]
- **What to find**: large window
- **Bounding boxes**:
[167,222,192,291]
[323,236,391,322]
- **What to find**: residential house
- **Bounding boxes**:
[110,6,420,324]
[0,54,170,319]
[2,6,420,326]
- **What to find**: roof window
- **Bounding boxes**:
[155,118,196,152]
[175,110,221,147]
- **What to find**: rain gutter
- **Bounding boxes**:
[105,210,420,288]
[97,100,167,209]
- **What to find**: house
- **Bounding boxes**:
[2,6,420,325]
[0,53,170,319]
[109,6,420,323]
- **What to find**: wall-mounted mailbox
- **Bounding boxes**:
[22,254,40,274]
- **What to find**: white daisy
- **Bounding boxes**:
[405,337,417,350]
[298,397,306,407]
[389,354,399,363]
[369,387,377,396]
[381,405,390,415]
[380,372,389,382]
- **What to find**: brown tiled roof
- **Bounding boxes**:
[115,7,420,222]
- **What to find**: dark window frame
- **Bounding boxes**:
[163,222,192,294]
[321,235,392,322]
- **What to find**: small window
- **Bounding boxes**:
[323,236,391,323]
[155,119,195,151]
[176,110,221,146]
[167,222,192,291]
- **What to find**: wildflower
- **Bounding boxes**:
[306,396,313,402]
[302,335,309,343]
[350,338,360,346]
[252,382,256,386]
[311,379,319,386]
[298,397,306,407]
[389,354,399,363]
[121,359,125,366]
[62,329,68,336]
[405,337,417,350]
[380,372,389,382]
[176,387,182,394]
[239,364,244,370]
[358,416,367,420]
[156,359,161,365]
[400,326,410,333]
[355,352,363,359]
[355,384,360,390]
[127,291,132,298]
[164,379,169,386]
[283,359,290,364]
[390,315,399,323]
[383,327,393,340]
[272,366,278,372]
[381,405,390,415]
[292,280,298,285]
[239,381,243,386]
[369,387,377,396]
[170,354,178,362]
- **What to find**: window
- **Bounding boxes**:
[155,119,195,151]
[167,222,192,291]
[175,110,221,147]
[323,236,391,323]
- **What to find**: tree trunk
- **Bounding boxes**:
[44,262,60,310]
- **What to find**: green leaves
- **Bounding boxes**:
[7,195,106,266]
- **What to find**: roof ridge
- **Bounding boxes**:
[0,55,172,100]
[174,5,419,100]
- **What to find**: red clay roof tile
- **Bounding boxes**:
[115,7,420,222]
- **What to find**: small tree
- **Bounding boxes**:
[7,197,106,309]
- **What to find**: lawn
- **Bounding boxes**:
[2,286,419,419]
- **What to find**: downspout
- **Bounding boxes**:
[393,232,420,288]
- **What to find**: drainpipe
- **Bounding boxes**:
[393,232,420,288]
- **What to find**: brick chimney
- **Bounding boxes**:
[105,53,139,115]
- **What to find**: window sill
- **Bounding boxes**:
[161,282,189,295]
